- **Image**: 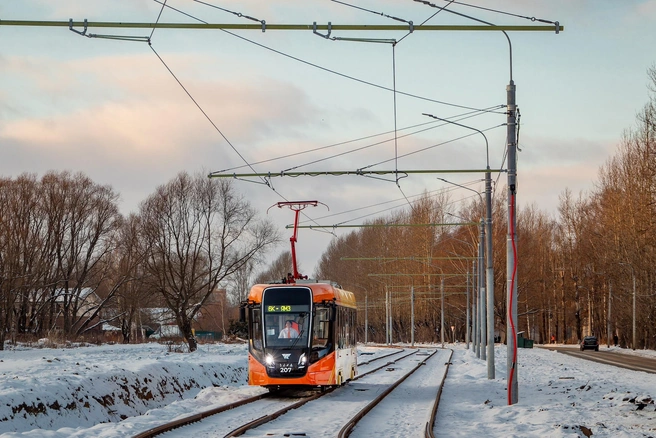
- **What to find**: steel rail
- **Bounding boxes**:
[132,392,270,438]
[338,349,437,437]
[132,347,408,437]
[224,349,417,437]
[223,389,334,437]
[424,349,454,438]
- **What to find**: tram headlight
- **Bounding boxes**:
[298,353,307,367]
[265,354,275,367]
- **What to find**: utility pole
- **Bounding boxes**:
[479,221,487,361]
[440,278,445,348]
[485,168,495,379]
[506,77,519,405]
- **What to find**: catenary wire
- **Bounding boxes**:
[358,124,505,170]
[215,106,502,173]
[144,6,341,236]
[148,43,270,187]
[436,0,559,24]
[149,1,506,238]
[303,183,472,222]
[153,0,502,114]
[280,112,501,173]
[149,0,167,40]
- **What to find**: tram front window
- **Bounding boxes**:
[264,312,309,347]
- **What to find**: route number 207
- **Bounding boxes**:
[279,365,293,373]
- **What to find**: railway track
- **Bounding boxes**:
[343,349,453,438]
[135,347,452,437]
[133,347,409,438]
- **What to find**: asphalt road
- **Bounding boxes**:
[538,345,656,374]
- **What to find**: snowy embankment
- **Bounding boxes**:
[0,342,248,434]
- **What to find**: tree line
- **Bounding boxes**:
[0,171,279,352]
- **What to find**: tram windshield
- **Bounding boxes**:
[262,287,312,348]
[263,310,310,347]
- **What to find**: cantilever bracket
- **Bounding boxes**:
[313,21,332,39]
[69,18,88,37]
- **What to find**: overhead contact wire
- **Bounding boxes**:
[280,111,499,173]
[149,0,167,40]
[398,0,454,44]
[359,124,504,170]
[438,0,559,24]
[392,43,400,186]
[216,107,501,173]
[153,0,499,114]
[148,44,269,187]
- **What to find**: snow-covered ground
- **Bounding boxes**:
[1,341,654,437]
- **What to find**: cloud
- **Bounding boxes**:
[634,0,656,20]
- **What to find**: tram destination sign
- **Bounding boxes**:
[265,304,310,313]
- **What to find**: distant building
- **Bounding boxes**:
[146,288,227,341]
[48,287,103,336]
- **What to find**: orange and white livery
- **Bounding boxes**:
[242,280,357,390]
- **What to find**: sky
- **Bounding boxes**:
[1,1,656,274]
[1,341,655,437]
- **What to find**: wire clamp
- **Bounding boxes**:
[554,21,560,34]
[69,18,88,36]
[261,20,266,32]
[313,21,332,39]
[408,20,414,33]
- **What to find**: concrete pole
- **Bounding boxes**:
[506,79,518,404]
[476,241,482,358]
[471,260,476,352]
[385,285,390,345]
[485,170,495,379]
[479,220,487,361]
[607,283,611,348]
[365,292,368,344]
[440,278,445,348]
[411,284,415,347]
[632,273,636,350]
[466,270,470,349]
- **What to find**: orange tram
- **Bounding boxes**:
[241,280,357,391]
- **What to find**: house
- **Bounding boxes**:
[47,287,103,336]
[146,288,228,341]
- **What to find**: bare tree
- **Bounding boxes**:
[40,171,122,338]
[139,173,279,352]
[101,213,159,344]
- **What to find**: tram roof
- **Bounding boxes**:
[248,282,356,309]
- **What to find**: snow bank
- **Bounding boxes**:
[0,342,248,434]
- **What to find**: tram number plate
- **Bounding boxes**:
[279,364,293,373]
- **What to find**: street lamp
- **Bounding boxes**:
[415,0,519,403]
[619,262,636,350]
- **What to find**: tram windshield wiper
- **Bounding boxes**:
[289,313,307,349]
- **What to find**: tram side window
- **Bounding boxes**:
[344,308,350,348]
[312,308,330,349]
[338,307,346,349]
[350,307,356,346]
[251,308,263,351]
